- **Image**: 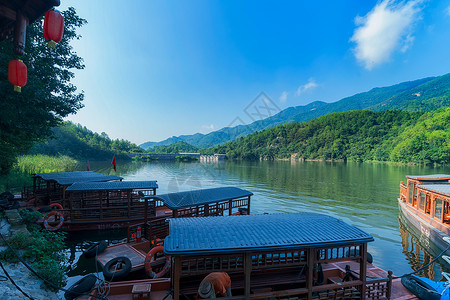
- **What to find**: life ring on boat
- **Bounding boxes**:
[43,210,64,231]
[49,203,63,210]
[83,240,107,258]
[103,256,132,281]
[64,274,97,300]
[401,275,442,300]
[144,245,171,279]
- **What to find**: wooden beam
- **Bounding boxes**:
[0,5,16,20]
[173,257,181,300]
[244,252,252,298]
[359,243,367,299]
[307,248,314,300]
[13,10,28,55]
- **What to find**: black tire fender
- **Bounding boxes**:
[345,249,373,264]
[401,275,441,300]
[103,256,132,281]
[64,274,97,300]
[83,240,107,258]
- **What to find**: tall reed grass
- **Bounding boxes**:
[14,155,78,174]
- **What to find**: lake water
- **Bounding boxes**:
[20,160,450,289]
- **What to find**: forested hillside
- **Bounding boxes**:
[30,122,144,160]
[146,141,199,154]
[206,108,450,165]
[141,73,450,149]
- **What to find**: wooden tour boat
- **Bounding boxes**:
[23,171,123,205]
[43,180,159,231]
[399,174,450,254]
[96,187,253,273]
[85,213,416,299]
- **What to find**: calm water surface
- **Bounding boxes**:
[45,160,450,289]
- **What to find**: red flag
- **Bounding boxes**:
[112,155,116,172]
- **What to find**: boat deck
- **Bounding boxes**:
[97,241,150,271]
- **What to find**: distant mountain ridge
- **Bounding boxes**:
[140,73,450,149]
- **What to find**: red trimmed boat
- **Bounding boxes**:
[399,174,450,254]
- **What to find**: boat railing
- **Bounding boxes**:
[400,182,407,202]
[127,217,168,244]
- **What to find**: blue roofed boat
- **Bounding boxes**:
[89,212,416,299]
[96,187,253,272]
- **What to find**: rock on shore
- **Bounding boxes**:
[0,261,59,300]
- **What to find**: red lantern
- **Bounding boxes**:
[43,10,64,48]
[8,60,27,92]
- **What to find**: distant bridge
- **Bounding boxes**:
[129,153,226,161]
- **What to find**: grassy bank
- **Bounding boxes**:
[14,155,78,174]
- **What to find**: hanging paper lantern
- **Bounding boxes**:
[43,10,64,48]
[8,60,27,92]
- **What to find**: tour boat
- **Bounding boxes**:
[81,213,416,299]
[95,187,253,274]
[399,174,450,254]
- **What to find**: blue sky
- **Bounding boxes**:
[59,0,450,145]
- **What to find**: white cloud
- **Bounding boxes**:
[201,124,215,132]
[351,0,423,70]
[279,91,288,103]
[296,78,318,96]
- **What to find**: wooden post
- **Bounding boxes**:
[127,190,131,218]
[144,198,148,223]
[173,257,181,300]
[100,191,103,220]
[247,196,251,213]
[244,253,252,298]
[307,248,313,300]
[13,10,27,55]
[229,200,233,215]
[359,243,367,299]
[386,270,393,299]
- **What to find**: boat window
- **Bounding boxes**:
[408,182,414,204]
[419,192,425,211]
[434,198,443,220]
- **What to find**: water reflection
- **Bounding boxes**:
[398,213,449,281]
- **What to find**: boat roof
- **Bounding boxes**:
[164,213,374,256]
[150,187,253,210]
[33,171,123,185]
[417,184,450,196]
[66,181,158,192]
[406,174,450,181]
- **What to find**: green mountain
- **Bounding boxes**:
[206,108,450,165]
[141,73,450,149]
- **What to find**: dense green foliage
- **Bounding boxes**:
[207,109,450,165]
[141,74,450,149]
[30,121,144,160]
[146,141,199,154]
[14,154,78,174]
[0,210,67,289]
[0,8,86,173]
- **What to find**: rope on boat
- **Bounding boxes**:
[392,244,450,280]
[0,230,105,300]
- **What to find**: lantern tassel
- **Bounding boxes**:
[13,85,21,93]
[48,40,57,49]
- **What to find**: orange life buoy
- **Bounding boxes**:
[151,238,163,246]
[49,203,63,210]
[43,210,64,231]
[144,245,171,279]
